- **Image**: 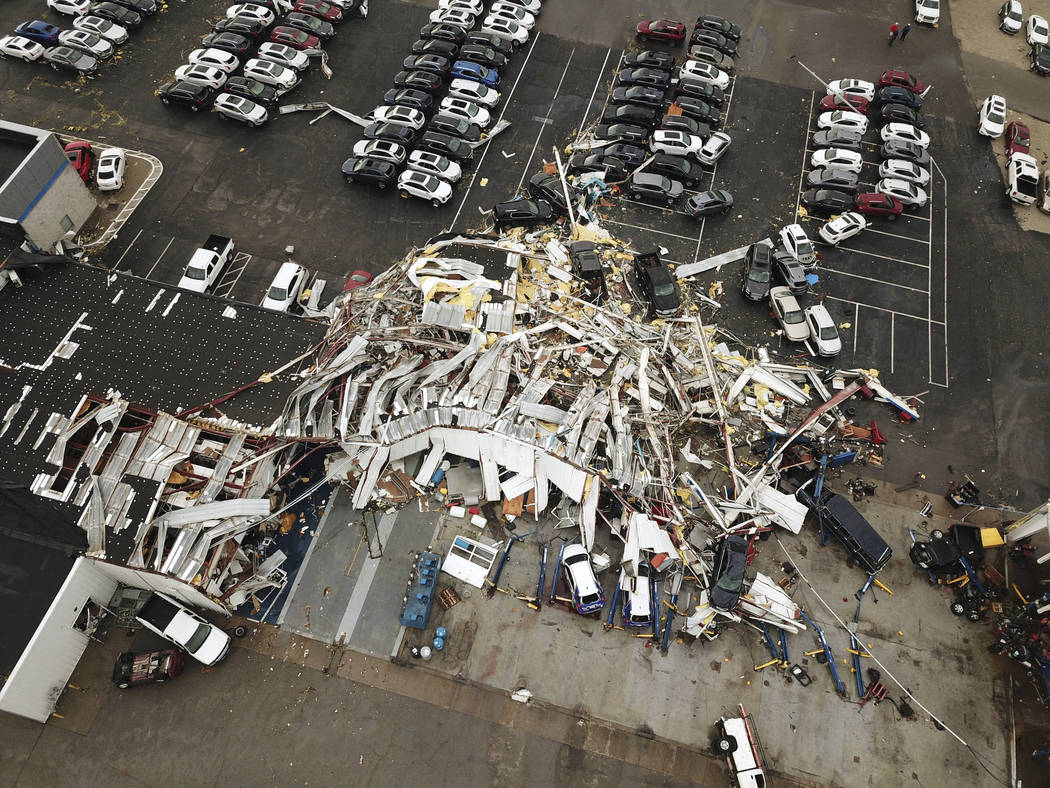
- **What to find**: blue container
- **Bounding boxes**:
[435,626,447,639]
[433,636,445,651]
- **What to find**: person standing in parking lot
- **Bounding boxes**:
[888,21,900,46]
[900,22,912,41]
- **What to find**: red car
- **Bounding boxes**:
[636,19,686,43]
[111,649,185,689]
[1005,121,1031,155]
[343,269,373,291]
[64,141,93,184]
[854,192,903,219]
[877,70,925,94]
[269,25,320,51]
[819,95,869,114]
[293,0,342,23]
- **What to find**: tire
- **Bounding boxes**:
[716,736,737,753]
[950,601,966,616]
[23,56,32,63]
[155,677,166,683]
[345,176,354,184]
[931,529,945,540]
[666,197,674,206]
[191,104,199,112]
[117,681,130,689]
[399,190,409,198]
[431,198,441,207]
[161,97,170,104]
[966,610,982,622]
[216,112,226,120]
[376,182,386,190]
[232,625,247,638]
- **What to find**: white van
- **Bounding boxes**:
[715,710,768,788]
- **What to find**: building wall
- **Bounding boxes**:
[21,164,96,250]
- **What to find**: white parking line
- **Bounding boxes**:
[852,302,859,356]
[890,312,895,374]
[603,217,698,241]
[692,78,738,257]
[794,93,815,219]
[835,245,929,268]
[824,294,943,324]
[146,236,175,279]
[821,266,927,293]
[113,228,143,268]
[445,32,542,231]
[514,48,577,195]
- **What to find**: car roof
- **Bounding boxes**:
[270,261,304,285]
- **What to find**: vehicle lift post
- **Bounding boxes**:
[549,540,567,605]
[529,544,548,612]
[813,454,831,546]
[485,530,536,598]
[605,568,624,631]
[799,609,846,696]
[651,575,661,642]
[660,569,684,655]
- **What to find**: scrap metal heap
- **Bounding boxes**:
[273,226,920,635]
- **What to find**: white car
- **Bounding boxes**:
[398,170,454,206]
[622,562,653,628]
[826,78,875,101]
[1028,14,1049,44]
[225,3,275,25]
[817,110,868,134]
[440,96,492,128]
[561,544,604,615]
[498,0,540,12]
[0,35,46,61]
[696,131,731,165]
[804,305,841,356]
[370,104,427,130]
[876,178,928,207]
[188,47,240,73]
[174,64,228,90]
[1000,1,1023,34]
[407,150,463,184]
[262,262,307,311]
[352,138,407,165]
[880,122,930,148]
[430,7,477,26]
[978,94,1007,137]
[770,286,810,342]
[818,211,867,245]
[58,29,114,59]
[650,129,704,157]
[47,0,92,15]
[243,58,300,92]
[914,0,940,25]
[448,77,500,107]
[438,0,484,12]
[780,223,817,267]
[489,2,536,29]
[679,60,730,90]
[479,17,529,46]
[213,93,268,126]
[73,15,128,44]
[256,42,310,71]
[810,147,863,173]
[95,147,125,191]
[879,158,930,186]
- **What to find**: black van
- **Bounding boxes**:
[795,478,892,573]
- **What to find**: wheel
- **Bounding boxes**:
[190,104,199,112]
[966,610,982,622]
[399,190,409,198]
[344,176,354,184]
[666,197,675,206]
[155,677,166,683]
[232,625,247,638]
[931,529,944,540]
[216,112,226,120]
[431,198,441,207]
[161,97,170,104]
[715,736,737,753]
[950,601,966,616]
[117,681,130,689]
[23,56,33,63]
[376,182,386,190]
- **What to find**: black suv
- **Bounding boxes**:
[224,77,279,110]
[342,157,397,188]
[633,249,680,317]
[157,80,215,111]
[741,243,773,301]
[493,199,554,229]
[570,241,606,302]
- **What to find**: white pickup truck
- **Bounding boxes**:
[177,234,234,293]
[715,707,768,788]
[135,591,231,665]
[1006,152,1039,206]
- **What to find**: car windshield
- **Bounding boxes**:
[988,110,1004,123]
[653,282,675,296]
[715,573,743,594]
[784,311,805,324]
[185,623,212,653]
[1017,130,1031,144]
[750,269,770,283]
[247,81,264,96]
[820,326,838,340]
[287,28,308,41]
[185,265,207,280]
[267,285,288,300]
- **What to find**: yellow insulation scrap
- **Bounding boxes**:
[517,280,537,303]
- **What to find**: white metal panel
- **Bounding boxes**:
[441,536,498,588]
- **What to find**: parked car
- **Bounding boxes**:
[458,44,507,69]
[687,45,734,73]
[880,122,930,148]
[810,148,862,173]
[257,42,309,71]
[212,92,268,125]
[88,2,141,27]
[811,128,862,151]
[64,141,93,182]
[826,78,875,101]
[647,153,702,186]
[800,188,853,215]
[430,7,476,28]
[679,60,730,90]
[293,0,343,23]
[876,177,929,207]
[393,69,445,94]
[1031,43,1050,74]
[439,96,491,127]
[875,85,923,109]
[261,262,308,311]
[527,172,568,212]
[188,46,240,73]
[45,45,98,74]
[979,94,1007,137]
[478,17,528,47]
[243,58,299,92]
[689,28,736,55]
[14,20,63,46]
[696,131,732,165]
[451,59,498,86]
[628,172,684,205]
[447,77,500,107]
[384,88,434,114]
[1040,170,1050,213]
[226,3,275,25]
[669,97,720,126]
[158,80,215,110]
[568,152,628,180]
[601,143,647,168]
[341,156,397,188]
[879,158,930,186]
[853,191,904,219]
[999,0,1023,34]
[881,139,930,165]
[135,592,231,666]
[623,50,676,70]
[650,129,703,157]
[200,31,252,56]
[73,14,127,43]
[819,94,869,115]
[411,36,459,59]
[47,0,92,16]
[465,30,513,55]
[370,104,427,130]
[780,223,817,267]
[363,121,417,146]
[806,167,859,192]
[710,535,748,611]
[174,64,228,90]
[602,103,658,128]
[611,85,665,110]
[343,270,374,292]
[438,0,483,13]
[877,69,925,93]
[633,250,681,316]
[489,2,535,29]
[352,138,406,165]
[492,198,554,229]
[110,0,156,15]
[878,103,925,129]
[914,0,940,25]
[224,76,278,109]
[407,149,462,183]
[818,211,867,245]
[1005,120,1031,155]
[213,16,265,39]
[660,113,708,136]
[617,67,670,89]
[416,131,474,162]
[94,146,124,190]
[112,649,185,689]
[636,18,685,42]
[0,35,46,61]
[283,11,334,40]
[622,562,654,628]
[741,243,773,301]
[404,53,451,76]
[561,544,605,615]
[817,110,868,135]
[594,123,648,144]
[269,24,320,50]
[428,113,481,141]
[770,286,809,342]
[804,304,841,356]
[685,189,733,217]
[771,251,808,294]
[674,79,724,106]
[695,15,741,41]
[1028,13,1050,45]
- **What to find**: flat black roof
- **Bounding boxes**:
[0,136,34,191]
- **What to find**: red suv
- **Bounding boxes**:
[877,69,925,94]
[64,141,93,184]
[853,192,903,219]
[636,19,686,43]
[1005,121,1031,155]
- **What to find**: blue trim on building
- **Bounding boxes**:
[18,161,69,222]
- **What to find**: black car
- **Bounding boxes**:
[570,240,606,301]
[671,97,721,126]
[689,28,737,55]
[909,524,983,572]
[695,15,741,41]
[602,143,647,168]
[493,198,554,229]
[44,46,98,75]
[458,44,507,69]
[224,77,278,110]
[601,103,658,128]
[528,172,568,212]
[660,113,709,137]
[427,113,481,142]
[393,69,445,94]
[616,67,670,89]
[201,32,253,56]
[811,128,862,151]
[593,123,649,144]
[685,189,733,217]
[90,2,141,27]
[1032,43,1050,75]
[383,88,434,114]
[342,156,397,188]
[710,534,748,612]
[213,17,265,38]
[110,0,155,15]
[284,12,335,40]
[362,122,417,146]
[800,188,853,215]
[881,139,930,166]
[627,172,683,205]
[419,22,466,44]
[157,80,215,110]
[806,167,859,192]
[568,153,628,180]
[634,250,681,317]
[772,251,808,294]
[417,131,474,162]
[674,79,725,106]
[403,53,451,75]
[610,85,665,110]
[465,31,514,55]
[411,37,460,59]
[741,242,773,300]
[879,103,925,129]
[647,153,701,186]
[875,86,923,109]
[622,50,676,71]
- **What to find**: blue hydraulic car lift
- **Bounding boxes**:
[605,568,624,630]
[485,530,536,597]
[799,609,846,696]
[549,540,567,605]
[660,570,683,655]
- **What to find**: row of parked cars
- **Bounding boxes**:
[157,0,357,126]
[342,0,538,205]
[976,94,1049,208]
[2,0,158,76]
